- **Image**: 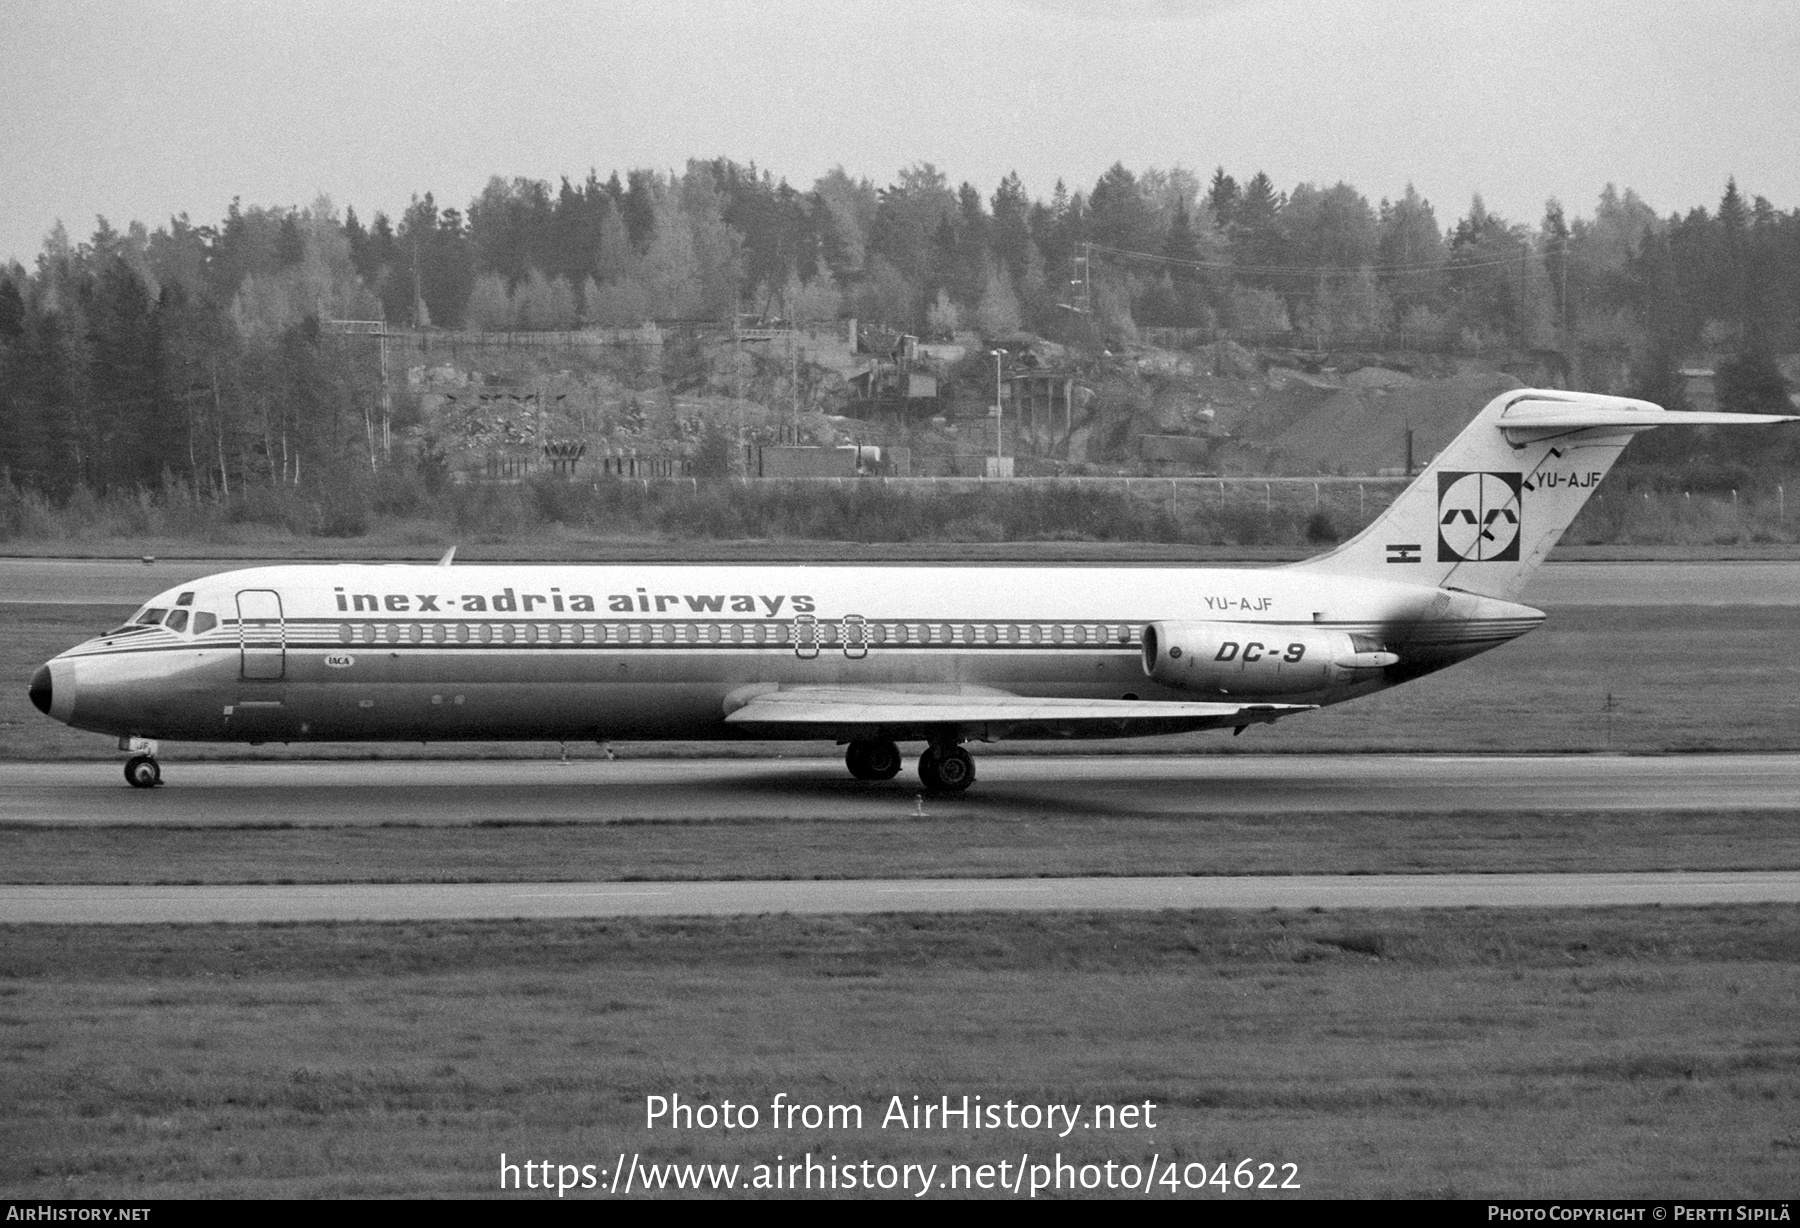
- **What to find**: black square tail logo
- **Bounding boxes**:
[1437,471,1522,562]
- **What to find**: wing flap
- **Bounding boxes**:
[722,685,1310,742]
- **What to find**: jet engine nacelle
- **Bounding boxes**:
[1141,621,1398,696]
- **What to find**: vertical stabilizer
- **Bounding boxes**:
[1290,389,1796,601]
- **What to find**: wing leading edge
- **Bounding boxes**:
[722,684,1310,742]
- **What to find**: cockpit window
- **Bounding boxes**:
[104,607,173,637]
[102,607,215,638]
[176,592,195,607]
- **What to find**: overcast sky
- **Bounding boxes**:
[4,0,1797,266]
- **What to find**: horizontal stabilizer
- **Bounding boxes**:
[723,685,1309,742]
[1499,395,1799,433]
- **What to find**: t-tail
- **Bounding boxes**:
[1291,388,1798,602]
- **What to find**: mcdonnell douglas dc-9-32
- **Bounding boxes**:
[27,389,1797,792]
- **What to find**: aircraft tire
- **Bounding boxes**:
[918,744,975,793]
[124,756,161,789]
[846,740,903,781]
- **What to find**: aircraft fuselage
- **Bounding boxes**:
[36,562,1541,745]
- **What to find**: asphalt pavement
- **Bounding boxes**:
[5,753,1800,826]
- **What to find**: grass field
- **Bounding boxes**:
[1,908,1794,1199]
[5,809,1800,886]
[9,536,1800,562]
[7,602,1800,760]
[5,469,1798,555]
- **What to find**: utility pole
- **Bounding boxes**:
[539,375,549,462]
[211,356,229,498]
[1071,243,1093,315]
[1561,249,1569,348]
[378,322,391,458]
[1519,239,1529,349]
[991,349,1005,462]
[733,304,745,467]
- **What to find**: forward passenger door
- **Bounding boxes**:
[236,589,286,680]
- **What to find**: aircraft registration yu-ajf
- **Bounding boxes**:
[27,389,1798,792]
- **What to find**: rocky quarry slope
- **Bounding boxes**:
[403,326,1555,479]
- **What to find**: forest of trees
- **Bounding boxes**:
[2,158,1797,519]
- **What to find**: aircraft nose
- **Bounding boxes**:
[29,664,52,716]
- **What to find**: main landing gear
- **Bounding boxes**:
[845,739,903,781]
[917,743,975,793]
[124,755,162,789]
[843,739,976,792]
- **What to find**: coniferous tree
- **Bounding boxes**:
[1542,199,1571,343]
[595,199,634,283]
[22,295,91,497]
[1376,184,1446,321]
[1446,195,1529,345]
[990,171,1033,279]
[1087,163,1156,256]
[86,256,164,488]
[622,171,659,250]
[870,163,957,298]
[0,276,26,484]
[1159,202,1211,325]
[275,212,306,268]
[1712,179,1750,336]
[1230,173,1285,285]
[342,206,371,281]
[1206,167,1241,231]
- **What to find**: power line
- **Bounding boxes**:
[1084,239,1605,279]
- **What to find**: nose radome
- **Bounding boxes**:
[28,664,52,715]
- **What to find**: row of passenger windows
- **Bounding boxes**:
[336,621,1137,647]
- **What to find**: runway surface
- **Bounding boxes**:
[7,557,1800,606]
[6,753,1800,826]
[5,871,1796,923]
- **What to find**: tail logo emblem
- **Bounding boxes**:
[1438,471,1522,562]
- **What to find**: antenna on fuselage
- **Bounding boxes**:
[437,546,456,567]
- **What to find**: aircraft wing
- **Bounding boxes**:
[722,684,1310,742]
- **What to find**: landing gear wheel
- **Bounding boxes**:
[124,755,161,789]
[917,744,975,793]
[846,740,903,781]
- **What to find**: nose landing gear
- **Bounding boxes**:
[124,755,162,789]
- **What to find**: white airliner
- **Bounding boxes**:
[28,389,1796,791]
